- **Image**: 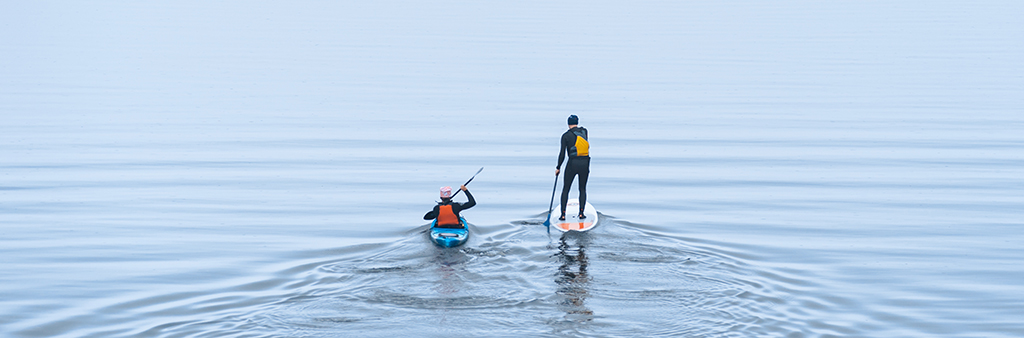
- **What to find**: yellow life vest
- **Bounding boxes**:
[569,129,589,157]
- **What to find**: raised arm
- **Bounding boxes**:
[460,188,476,210]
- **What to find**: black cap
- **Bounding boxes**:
[567,115,579,125]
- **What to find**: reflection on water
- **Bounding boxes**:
[433,247,469,295]
[433,248,467,326]
[554,232,593,322]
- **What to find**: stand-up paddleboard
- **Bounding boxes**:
[429,217,469,248]
[549,199,598,232]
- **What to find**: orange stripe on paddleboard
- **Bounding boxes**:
[556,222,593,231]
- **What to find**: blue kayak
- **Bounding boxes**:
[429,217,469,248]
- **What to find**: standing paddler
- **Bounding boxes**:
[555,114,590,221]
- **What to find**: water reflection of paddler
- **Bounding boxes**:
[555,234,593,320]
[424,185,475,228]
[433,249,469,325]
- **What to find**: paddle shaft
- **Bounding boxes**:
[450,167,483,199]
[542,172,559,229]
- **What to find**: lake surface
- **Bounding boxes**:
[2,1,1022,337]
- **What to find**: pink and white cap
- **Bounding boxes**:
[439,186,453,198]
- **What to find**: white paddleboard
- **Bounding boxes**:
[549,199,598,232]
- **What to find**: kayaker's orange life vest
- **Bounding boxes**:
[437,204,460,226]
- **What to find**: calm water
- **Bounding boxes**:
[2,1,1022,337]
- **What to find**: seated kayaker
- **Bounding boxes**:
[424,185,475,229]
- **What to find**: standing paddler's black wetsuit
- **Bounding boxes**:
[558,126,590,218]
